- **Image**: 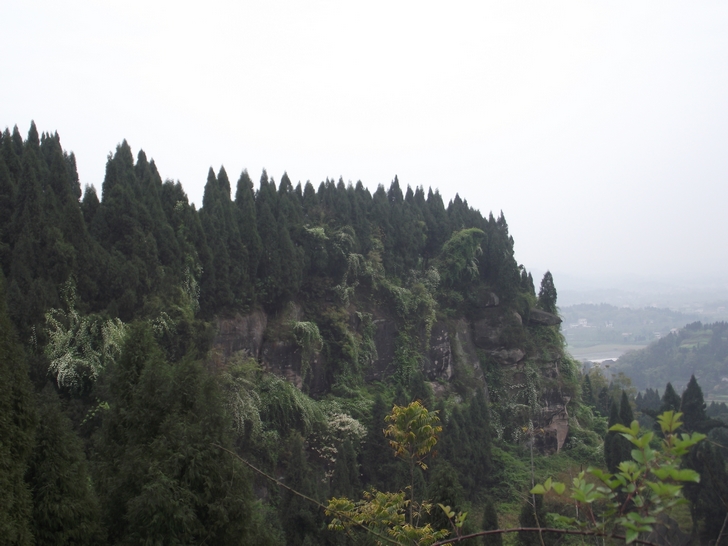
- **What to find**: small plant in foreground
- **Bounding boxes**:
[531,411,705,544]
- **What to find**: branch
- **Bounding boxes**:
[431,527,662,546]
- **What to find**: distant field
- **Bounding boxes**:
[566,343,648,362]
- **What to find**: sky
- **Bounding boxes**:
[2,1,727,291]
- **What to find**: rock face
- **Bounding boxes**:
[534,392,570,454]
[211,298,570,454]
[213,311,267,359]
[423,322,453,381]
[528,309,562,326]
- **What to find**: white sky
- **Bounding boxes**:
[3,1,727,287]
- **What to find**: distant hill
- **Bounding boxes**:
[561,303,700,348]
[612,321,728,398]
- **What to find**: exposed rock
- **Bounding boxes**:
[213,311,267,359]
[261,341,304,389]
[481,291,499,307]
[528,309,562,326]
[366,318,398,381]
[487,348,526,366]
[472,312,506,349]
[451,319,487,393]
[260,340,328,395]
[534,392,570,454]
[423,322,453,381]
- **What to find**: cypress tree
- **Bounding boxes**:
[604,398,620,473]
[95,322,260,544]
[235,169,262,301]
[518,494,558,546]
[582,374,594,407]
[27,385,104,545]
[481,497,503,546]
[660,382,681,414]
[0,273,37,546]
[617,391,634,465]
[537,271,558,314]
[681,375,708,433]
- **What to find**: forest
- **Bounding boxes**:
[1,122,727,546]
[611,321,728,397]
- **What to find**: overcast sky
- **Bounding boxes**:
[3,1,727,289]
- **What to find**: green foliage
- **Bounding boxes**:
[27,386,104,545]
[44,280,127,389]
[94,322,262,544]
[532,411,705,544]
[437,228,485,288]
[613,321,728,393]
[537,271,557,314]
[327,402,459,545]
[0,274,37,546]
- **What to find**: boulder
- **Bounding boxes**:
[528,309,562,326]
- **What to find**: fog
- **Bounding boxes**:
[3,1,727,290]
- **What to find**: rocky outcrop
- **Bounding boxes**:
[259,340,329,394]
[211,299,570,454]
[528,309,562,326]
[423,322,453,380]
[450,319,486,389]
[366,318,398,381]
[213,311,267,359]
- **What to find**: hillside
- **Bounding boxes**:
[613,321,728,398]
[0,122,592,545]
[562,303,700,348]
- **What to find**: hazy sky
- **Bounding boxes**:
[3,1,727,287]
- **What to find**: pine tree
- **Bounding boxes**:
[481,497,503,546]
[660,382,681,414]
[604,398,620,473]
[681,375,709,433]
[537,271,558,314]
[0,273,37,546]
[582,374,594,407]
[617,391,635,464]
[94,322,260,544]
[27,385,104,545]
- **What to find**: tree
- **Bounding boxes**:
[0,274,36,546]
[326,401,455,545]
[385,401,443,525]
[681,375,709,433]
[537,271,557,314]
[604,398,620,473]
[94,321,263,544]
[480,497,502,546]
[532,411,705,544]
[27,385,104,545]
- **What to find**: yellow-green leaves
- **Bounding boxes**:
[384,401,442,470]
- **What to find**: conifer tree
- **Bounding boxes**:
[27,385,104,545]
[0,273,36,546]
[235,169,262,300]
[95,322,260,544]
[604,398,620,473]
[481,497,503,546]
[537,271,558,314]
[660,382,681,414]
[681,375,709,433]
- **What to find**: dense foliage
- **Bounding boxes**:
[614,321,728,394]
[1,122,724,545]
